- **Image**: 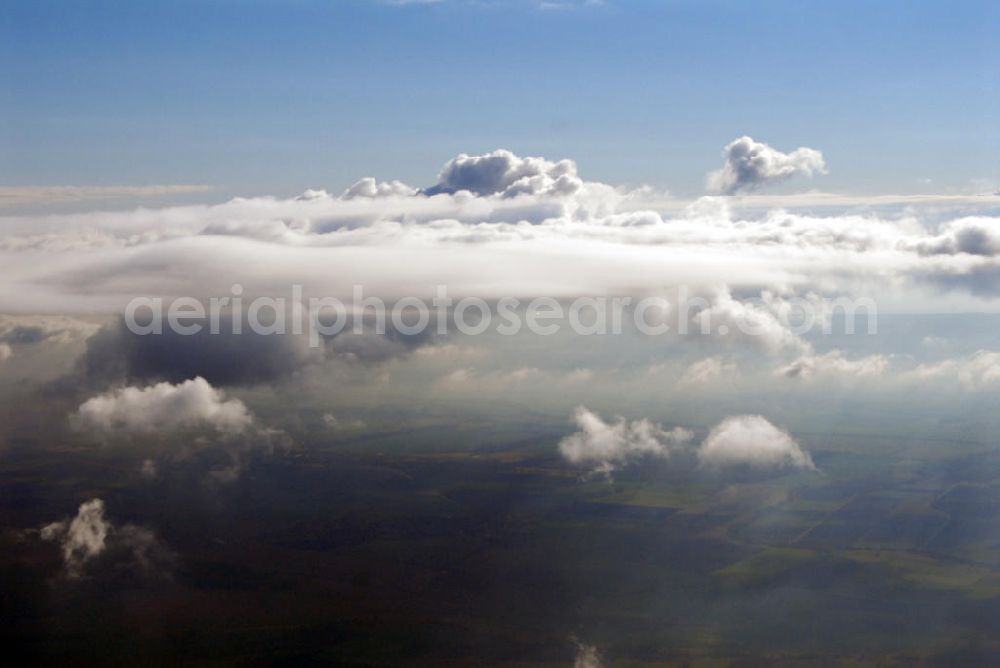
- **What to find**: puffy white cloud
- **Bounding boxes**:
[698,415,815,470]
[41,498,108,578]
[687,289,811,354]
[295,188,330,202]
[39,498,174,579]
[775,350,889,380]
[559,410,814,475]
[707,136,826,194]
[73,377,254,436]
[71,377,286,481]
[422,149,583,197]
[558,406,693,474]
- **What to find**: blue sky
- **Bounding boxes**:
[2,0,998,197]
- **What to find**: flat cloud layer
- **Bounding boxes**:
[1,147,999,320]
[3,147,1000,411]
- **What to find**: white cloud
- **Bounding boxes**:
[558,406,693,474]
[559,410,814,474]
[775,350,889,380]
[908,350,1000,390]
[707,136,826,194]
[72,377,285,481]
[688,289,811,354]
[698,415,815,470]
[2,148,1000,322]
[39,498,173,579]
[40,499,109,578]
[0,342,11,363]
[73,377,254,436]
[422,149,583,198]
[341,177,417,200]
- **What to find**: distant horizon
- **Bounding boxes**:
[4,1,999,196]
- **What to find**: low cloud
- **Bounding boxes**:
[776,350,889,380]
[688,289,811,354]
[909,350,1000,390]
[39,498,174,579]
[559,409,814,475]
[422,149,583,198]
[40,499,107,578]
[72,377,287,481]
[73,377,254,436]
[707,136,826,194]
[558,406,693,475]
[698,415,815,470]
